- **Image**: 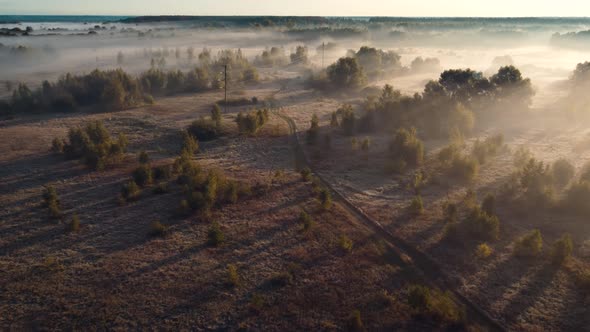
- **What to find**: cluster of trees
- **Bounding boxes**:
[3,69,147,116]
[561,61,590,116]
[254,47,289,67]
[52,120,128,170]
[346,46,403,78]
[236,109,269,135]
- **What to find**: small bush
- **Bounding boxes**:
[389,128,424,167]
[300,210,314,232]
[407,285,464,323]
[552,158,575,188]
[121,180,141,202]
[152,182,169,195]
[188,118,220,141]
[514,229,543,258]
[348,310,365,332]
[133,164,153,187]
[361,137,370,152]
[51,137,65,153]
[513,145,532,169]
[66,213,80,232]
[448,155,479,182]
[153,164,172,180]
[236,109,269,135]
[181,131,199,156]
[149,220,167,237]
[552,234,573,265]
[43,185,61,220]
[339,234,354,253]
[138,150,150,164]
[319,188,333,210]
[464,207,500,241]
[437,143,460,166]
[300,167,312,181]
[408,196,424,215]
[307,113,320,144]
[475,243,493,259]
[481,193,496,216]
[211,103,222,127]
[227,264,240,287]
[269,271,293,287]
[472,134,504,164]
[442,202,458,223]
[207,221,224,246]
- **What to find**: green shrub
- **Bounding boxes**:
[300,210,314,231]
[389,128,424,167]
[43,185,61,220]
[59,120,127,170]
[448,155,479,182]
[407,285,464,323]
[409,196,424,215]
[319,188,333,210]
[188,118,220,141]
[519,158,554,201]
[227,264,240,287]
[153,164,172,180]
[121,180,141,202]
[475,243,493,259]
[236,109,269,135]
[552,234,573,264]
[181,131,199,156]
[207,221,224,246]
[51,137,65,153]
[347,310,365,332]
[514,229,543,258]
[149,220,167,237]
[133,164,153,187]
[307,113,320,144]
[472,134,504,164]
[300,167,312,181]
[327,57,366,89]
[464,207,500,241]
[339,234,354,253]
[138,150,149,164]
[552,158,575,188]
[339,104,356,136]
[66,213,80,232]
[513,145,532,169]
[481,193,496,216]
[211,103,222,127]
[437,143,460,166]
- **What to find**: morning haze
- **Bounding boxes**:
[1,1,590,331]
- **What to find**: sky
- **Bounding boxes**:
[2,0,590,17]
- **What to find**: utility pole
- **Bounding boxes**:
[322,42,325,69]
[224,64,227,114]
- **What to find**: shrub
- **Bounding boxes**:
[66,213,81,232]
[330,111,339,127]
[269,271,294,287]
[563,181,590,215]
[57,120,127,170]
[227,264,240,287]
[389,128,424,167]
[207,221,224,246]
[121,180,141,202]
[300,167,312,181]
[339,234,354,253]
[138,150,150,164]
[407,285,464,323]
[552,158,575,188]
[552,234,573,264]
[409,196,424,215]
[152,182,169,195]
[361,137,370,152]
[513,145,532,169]
[318,188,333,210]
[133,164,153,187]
[448,155,479,182]
[481,193,496,216]
[307,113,320,144]
[384,159,407,174]
[181,131,199,156]
[153,164,172,180]
[475,243,493,259]
[514,229,543,258]
[348,310,364,332]
[472,134,504,164]
[464,207,500,241]
[43,185,61,220]
[442,202,458,222]
[339,104,356,136]
[188,118,220,141]
[300,210,314,231]
[437,143,460,166]
[236,109,269,135]
[51,137,65,153]
[519,158,553,201]
[211,103,222,127]
[149,220,167,237]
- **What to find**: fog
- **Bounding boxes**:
[2,17,590,108]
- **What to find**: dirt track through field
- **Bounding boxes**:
[273,107,507,331]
